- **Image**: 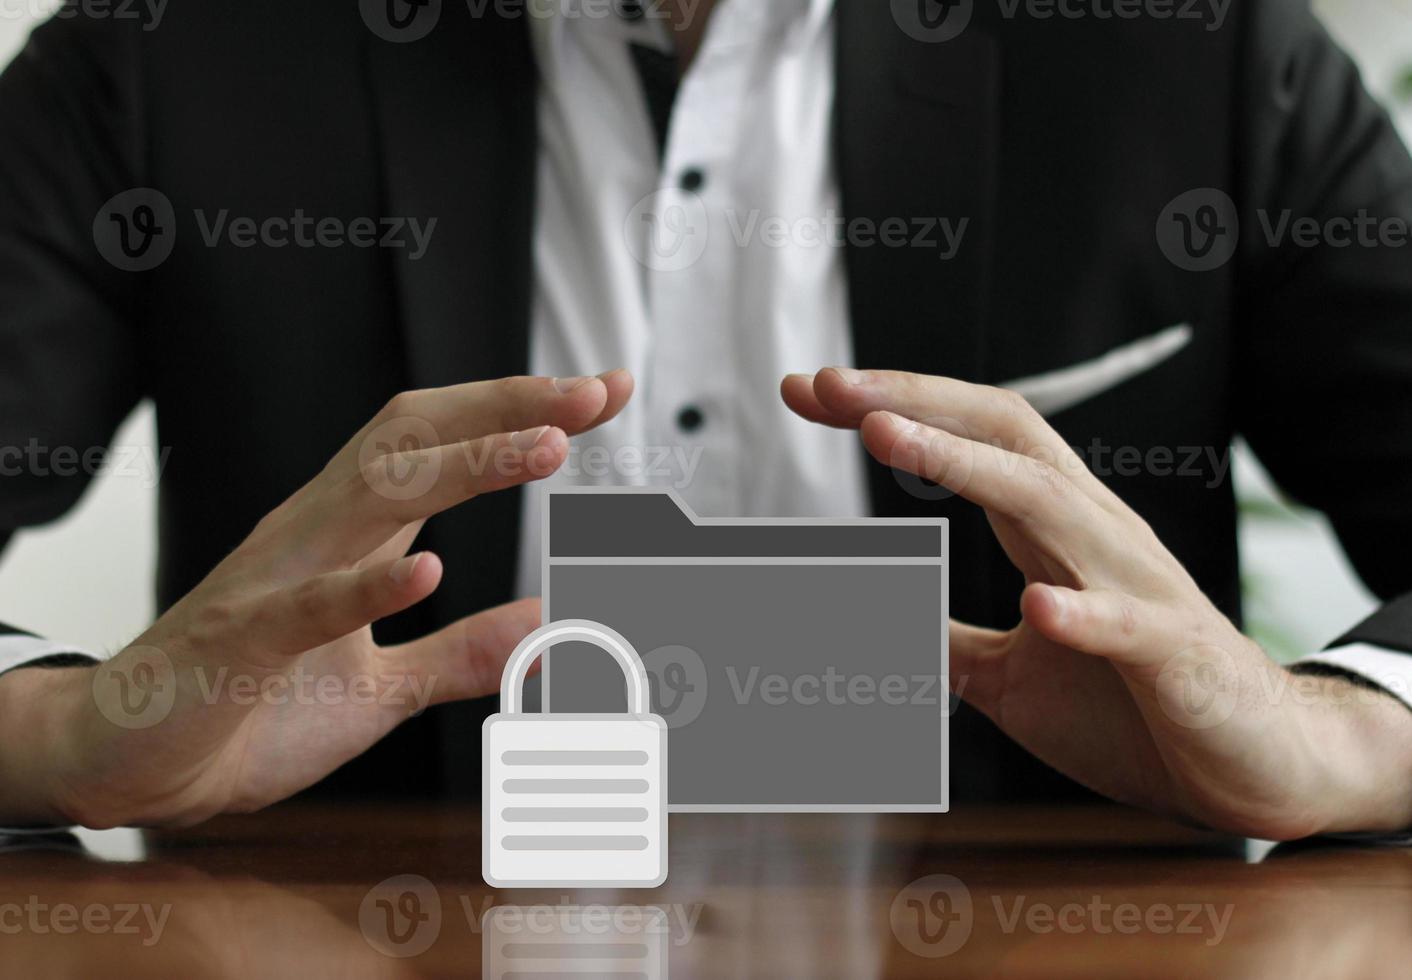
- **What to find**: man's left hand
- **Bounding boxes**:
[784,368,1412,839]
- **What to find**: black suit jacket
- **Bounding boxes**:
[1,0,1410,803]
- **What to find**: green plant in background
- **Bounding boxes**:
[1238,495,1311,664]
[1398,63,1412,104]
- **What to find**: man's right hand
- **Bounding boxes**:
[0,371,633,829]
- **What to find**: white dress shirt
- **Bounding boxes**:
[515,0,867,598]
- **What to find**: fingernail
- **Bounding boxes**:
[512,425,550,450]
[598,368,628,381]
[785,372,815,383]
[882,411,920,435]
[390,553,423,585]
[553,376,593,394]
[831,367,867,385]
[1044,587,1067,621]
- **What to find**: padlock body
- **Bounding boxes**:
[483,714,668,887]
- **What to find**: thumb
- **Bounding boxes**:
[1022,583,1162,668]
[385,597,542,709]
[949,618,1007,714]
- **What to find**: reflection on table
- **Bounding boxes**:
[2,804,1409,978]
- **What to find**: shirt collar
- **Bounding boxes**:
[532,0,837,63]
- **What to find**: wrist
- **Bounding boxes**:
[1290,667,1412,835]
[0,664,96,827]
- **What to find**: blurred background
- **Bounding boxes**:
[0,3,1408,659]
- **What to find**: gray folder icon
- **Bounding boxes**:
[541,488,948,812]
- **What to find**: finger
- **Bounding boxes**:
[948,618,1007,713]
[386,596,543,707]
[860,410,1111,556]
[810,368,1038,445]
[780,373,855,429]
[333,373,625,476]
[315,426,569,567]
[391,374,608,442]
[242,552,444,659]
[811,368,1113,501]
[592,368,635,430]
[1021,582,1160,668]
[356,519,426,571]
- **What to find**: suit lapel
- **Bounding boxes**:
[364,9,538,391]
[834,0,1000,386]
[835,2,1007,798]
[365,11,540,798]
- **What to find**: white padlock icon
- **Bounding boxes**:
[482,619,668,888]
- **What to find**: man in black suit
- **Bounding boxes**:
[0,0,1410,837]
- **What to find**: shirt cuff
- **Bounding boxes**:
[1295,643,1412,712]
[0,634,100,678]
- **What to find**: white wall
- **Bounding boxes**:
[0,5,1407,656]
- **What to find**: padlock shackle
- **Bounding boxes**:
[500,619,652,715]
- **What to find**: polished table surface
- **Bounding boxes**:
[2,803,1409,978]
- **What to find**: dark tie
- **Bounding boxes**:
[628,42,680,160]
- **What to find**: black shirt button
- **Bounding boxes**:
[676,405,705,432]
[680,168,706,193]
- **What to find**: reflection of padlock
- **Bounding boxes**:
[483,620,668,888]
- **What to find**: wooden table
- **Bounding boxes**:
[2,803,1408,977]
